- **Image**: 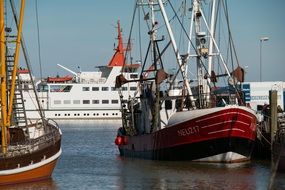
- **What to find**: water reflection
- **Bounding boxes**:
[4,122,272,190]
[0,178,58,190]
[269,171,285,189]
[115,158,270,190]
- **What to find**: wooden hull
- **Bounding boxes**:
[0,149,61,185]
[116,106,257,162]
[0,123,62,185]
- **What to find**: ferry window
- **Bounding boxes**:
[111,100,119,104]
[23,84,30,91]
[121,87,127,91]
[83,100,90,104]
[130,87,137,91]
[123,67,137,73]
[102,100,109,104]
[64,100,71,104]
[92,100,99,104]
[73,100,80,104]
[102,87,109,91]
[111,87,118,91]
[92,87,99,91]
[82,87,90,91]
[54,100,61,104]
[50,85,72,92]
[37,84,48,92]
[130,74,138,78]
[63,85,72,92]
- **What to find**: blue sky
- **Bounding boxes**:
[18,0,285,82]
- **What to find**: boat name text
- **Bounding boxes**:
[177,126,199,136]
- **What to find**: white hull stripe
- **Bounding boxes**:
[201,120,249,129]
[196,111,253,123]
[208,128,245,135]
[0,148,62,175]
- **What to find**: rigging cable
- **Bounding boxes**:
[124,0,138,70]
[222,0,244,104]
[138,3,142,65]
[167,0,212,89]
[35,0,43,80]
[222,0,240,67]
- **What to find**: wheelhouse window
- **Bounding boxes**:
[130,87,137,91]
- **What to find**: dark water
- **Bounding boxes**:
[1,121,284,190]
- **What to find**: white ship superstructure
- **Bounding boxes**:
[21,21,140,121]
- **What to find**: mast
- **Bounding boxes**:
[205,0,216,104]
[193,0,207,108]
[0,0,8,154]
[157,0,196,109]
[149,0,160,131]
[108,20,125,67]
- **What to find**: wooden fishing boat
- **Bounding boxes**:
[0,0,61,185]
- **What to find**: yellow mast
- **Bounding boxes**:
[0,0,7,154]
[7,0,25,126]
[0,0,26,154]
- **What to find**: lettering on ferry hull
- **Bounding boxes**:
[177,126,200,136]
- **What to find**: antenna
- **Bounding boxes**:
[57,64,78,77]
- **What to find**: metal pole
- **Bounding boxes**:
[259,37,269,82]
[270,90,277,164]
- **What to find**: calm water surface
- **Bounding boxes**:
[1,121,284,190]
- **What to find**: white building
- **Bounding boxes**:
[242,81,285,112]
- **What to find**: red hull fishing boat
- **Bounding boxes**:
[0,0,61,185]
[115,0,257,163]
[116,106,256,162]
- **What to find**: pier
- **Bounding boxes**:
[254,90,285,172]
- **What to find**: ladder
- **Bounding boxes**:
[6,34,28,128]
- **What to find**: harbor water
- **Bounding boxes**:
[1,121,284,190]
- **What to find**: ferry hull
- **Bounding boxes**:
[117,107,257,163]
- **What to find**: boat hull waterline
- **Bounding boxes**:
[0,149,61,185]
[116,106,257,162]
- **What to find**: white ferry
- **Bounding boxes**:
[21,21,140,121]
